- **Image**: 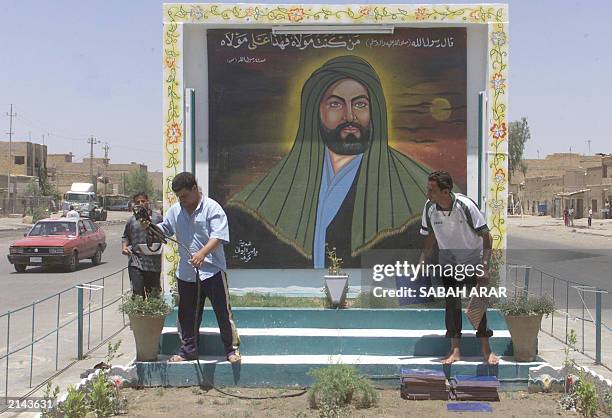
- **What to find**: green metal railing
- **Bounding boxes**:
[0,267,128,410]
[507,264,610,369]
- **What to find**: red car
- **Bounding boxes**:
[8,218,107,273]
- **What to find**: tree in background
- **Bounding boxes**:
[508,117,531,181]
[26,167,61,200]
[124,169,154,200]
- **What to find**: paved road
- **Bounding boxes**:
[0,223,128,312]
[507,223,612,293]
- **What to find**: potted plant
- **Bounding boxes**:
[119,290,173,361]
[496,293,555,362]
[324,245,349,308]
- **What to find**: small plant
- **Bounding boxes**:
[105,340,123,365]
[58,385,89,418]
[564,329,578,368]
[574,371,598,417]
[89,372,120,417]
[41,381,60,418]
[496,293,555,316]
[119,290,173,317]
[604,390,612,411]
[307,365,378,418]
[326,245,343,276]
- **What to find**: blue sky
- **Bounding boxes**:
[1,0,610,171]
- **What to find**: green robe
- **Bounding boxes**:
[227,55,431,260]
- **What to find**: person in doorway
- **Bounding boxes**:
[147,172,241,364]
[418,171,498,365]
[122,192,163,297]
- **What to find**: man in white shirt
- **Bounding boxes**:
[419,171,498,365]
[66,205,79,219]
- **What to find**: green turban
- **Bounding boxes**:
[227,55,430,259]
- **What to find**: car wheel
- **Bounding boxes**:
[14,264,27,273]
[91,247,102,265]
[65,252,79,272]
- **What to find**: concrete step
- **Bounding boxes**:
[134,355,543,390]
[159,327,514,357]
[163,308,509,330]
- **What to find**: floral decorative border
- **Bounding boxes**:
[162,22,182,287]
[486,21,508,254]
[161,3,509,276]
[163,4,508,24]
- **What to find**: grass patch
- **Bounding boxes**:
[228,292,328,307]
[226,292,447,309]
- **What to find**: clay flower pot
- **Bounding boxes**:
[504,314,543,362]
[129,314,166,361]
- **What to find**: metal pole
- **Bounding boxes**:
[29,303,35,387]
[565,281,569,344]
[77,287,83,360]
[101,277,105,341]
[524,267,531,293]
[5,311,10,402]
[56,294,61,370]
[87,288,92,350]
[596,291,602,364]
[581,297,585,354]
[121,269,126,325]
[551,279,555,335]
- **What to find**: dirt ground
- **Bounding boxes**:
[118,387,580,417]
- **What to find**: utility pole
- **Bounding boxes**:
[87,136,99,191]
[586,140,591,156]
[6,104,16,213]
[102,142,110,209]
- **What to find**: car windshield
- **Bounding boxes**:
[65,193,90,202]
[29,222,77,236]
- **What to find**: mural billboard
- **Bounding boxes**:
[207,28,467,269]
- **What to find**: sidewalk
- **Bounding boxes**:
[509,214,612,238]
[3,326,135,418]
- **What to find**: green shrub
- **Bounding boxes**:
[25,207,48,222]
[574,372,598,418]
[119,290,173,317]
[43,372,126,417]
[307,365,378,417]
[58,385,88,418]
[496,294,555,316]
[89,372,123,417]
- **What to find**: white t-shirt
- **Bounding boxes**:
[420,193,489,264]
[66,210,79,219]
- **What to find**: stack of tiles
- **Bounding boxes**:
[450,375,500,401]
[400,368,449,400]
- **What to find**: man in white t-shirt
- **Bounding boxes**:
[418,171,498,365]
[66,205,79,219]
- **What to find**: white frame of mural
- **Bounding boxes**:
[162,3,509,281]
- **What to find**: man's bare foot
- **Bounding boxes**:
[440,350,461,364]
[168,354,187,362]
[483,351,499,365]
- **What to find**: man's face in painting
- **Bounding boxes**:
[319,78,372,156]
